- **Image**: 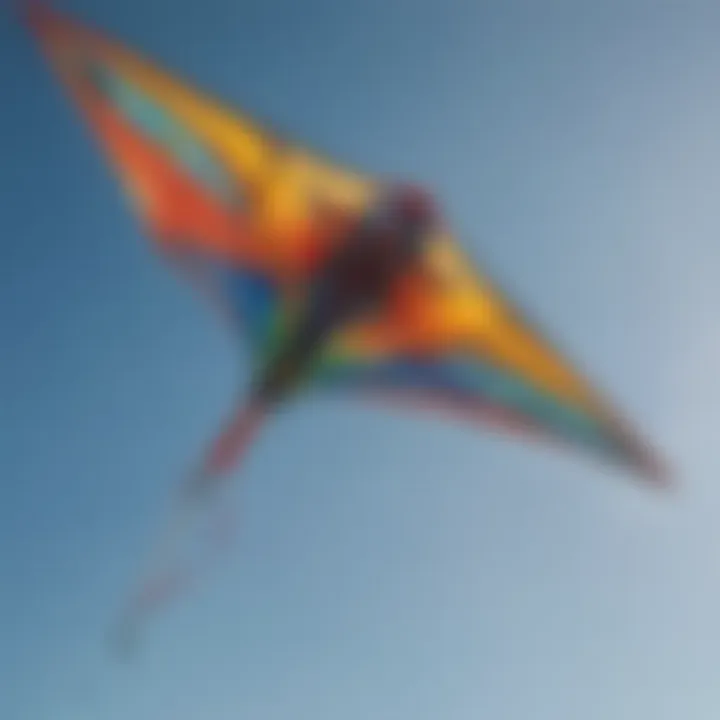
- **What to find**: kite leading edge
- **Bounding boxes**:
[23,2,671,649]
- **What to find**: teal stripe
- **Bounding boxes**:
[89,65,233,199]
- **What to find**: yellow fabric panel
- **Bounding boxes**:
[90,36,377,221]
[36,8,379,270]
[329,228,611,418]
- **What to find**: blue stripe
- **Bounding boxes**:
[316,357,619,456]
[208,265,279,352]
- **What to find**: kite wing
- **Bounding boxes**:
[312,229,669,486]
[25,2,378,366]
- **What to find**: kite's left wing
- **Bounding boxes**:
[311,228,670,486]
[25,1,379,366]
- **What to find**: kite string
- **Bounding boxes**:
[115,401,267,649]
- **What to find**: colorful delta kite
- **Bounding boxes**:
[25,3,670,646]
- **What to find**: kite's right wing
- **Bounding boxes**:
[311,228,670,486]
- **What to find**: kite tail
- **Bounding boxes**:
[112,399,269,655]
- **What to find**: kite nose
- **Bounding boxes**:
[616,429,673,490]
[22,2,68,49]
[638,449,673,490]
[20,1,52,31]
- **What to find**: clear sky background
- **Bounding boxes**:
[2,0,720,718]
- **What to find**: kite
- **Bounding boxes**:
[24,2,670,649]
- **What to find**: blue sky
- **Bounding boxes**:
[3,0,720,718]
